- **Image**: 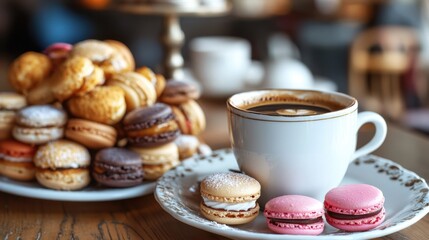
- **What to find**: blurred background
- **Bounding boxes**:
[1,0,429,134]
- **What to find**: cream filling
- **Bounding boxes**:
[202,197,256,211]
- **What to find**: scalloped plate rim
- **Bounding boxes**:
[155,148,429,240]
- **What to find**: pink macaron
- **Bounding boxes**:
[264,195,325,235]
[324,184,386,232]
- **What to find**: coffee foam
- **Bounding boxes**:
[230,90,352,113]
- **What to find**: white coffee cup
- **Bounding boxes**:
[190,36,256,97]
[227,89,387,206]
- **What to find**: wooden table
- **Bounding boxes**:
[1,99,428,239]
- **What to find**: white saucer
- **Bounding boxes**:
[0,178,156,201]
[155,149,429,240]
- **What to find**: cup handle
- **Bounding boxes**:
[351,111,387,163]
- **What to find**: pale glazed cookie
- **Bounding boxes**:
[106,71,157,112]
[200,172,261,225]
[130,142,180,180]
[0,140,37,181]
[174,134,199,160]
[197,143,213,157]
[171,100,206,135]
[67,86,126,125]
[65,118,117,149]
[33,140,91,190]
[13,105,67,145]
[51,56,105,102]
[8,51,53,94]
[0,92,27,140]
[71,39,133,77]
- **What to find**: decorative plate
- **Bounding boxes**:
[155,149,429,240]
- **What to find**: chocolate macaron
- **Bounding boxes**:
[159,80,200,105]
[93,148,144,187]
[123,103,180,147]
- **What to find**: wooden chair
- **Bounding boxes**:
[349,26,419,120]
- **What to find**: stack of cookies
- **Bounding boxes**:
[0,39,210,190]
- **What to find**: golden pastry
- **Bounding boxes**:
[67,86,126,125]
[51,56,104,102]
[8,52,53,94]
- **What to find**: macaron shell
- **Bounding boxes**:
[325,207,386,232]
[12,126,64,145]
[264,195,324,220]
[123,103,172,128]
[0,92,27,110]
[324,184,385,215]
[33,140,90,169]
[36,168,90,190]
[130,142,179,165]
[0,140,36,162]
[65,118,117,149]
[0,160,36,181]
[142,158,180,180]
[16,105,67,128]
[159,80,200,104]
[266,219,324,235]
[200,202,260,225]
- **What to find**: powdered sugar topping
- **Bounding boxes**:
[202,172,257,191]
